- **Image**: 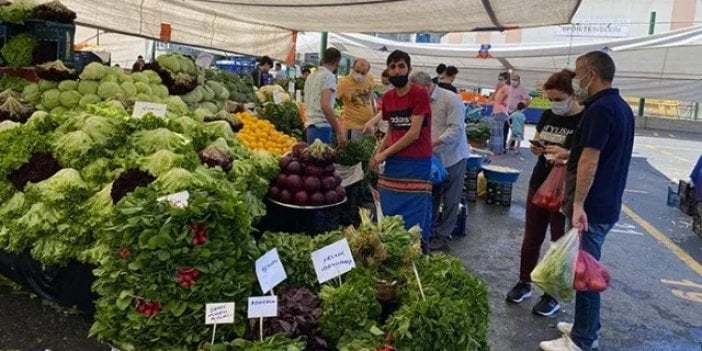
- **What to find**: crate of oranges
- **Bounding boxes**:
[235,111,298,156]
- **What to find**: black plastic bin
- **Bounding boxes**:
[256,199,343,236]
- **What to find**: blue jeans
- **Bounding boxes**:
[306,125,332,144]
[569,222,614,351]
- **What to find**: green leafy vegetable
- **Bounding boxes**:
[1,33,38,67]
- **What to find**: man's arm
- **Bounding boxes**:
[434,95,465,148]
[321,89,341,133]
[379,114,424,158]
[573,147,600,206]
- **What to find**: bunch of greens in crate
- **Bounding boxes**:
[198,335,305,351]
[389,254,490,351]
[319,270,381,344]
[257,101,303,139]
[466,120,490,144]
[256,231,343,289]
[336,135,377,167]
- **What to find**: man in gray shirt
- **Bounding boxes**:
[303,48,346,146]
[410,71,469,250]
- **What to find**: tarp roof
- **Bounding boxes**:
[297,27,702,101]
[59,0,582,60]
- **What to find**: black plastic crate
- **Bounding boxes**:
[485,181,512,207]
[256,199,341,236]
[679,180,692,202]
[24,19,75,65]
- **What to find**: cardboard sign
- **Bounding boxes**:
[157,191,189,208]
[247,296,278,318]
[255,249,287,294]
[196,52,214,68]
[205,302,235,325]
[311,238,355,284]
[132,102,167,118]
[272,91,282,104]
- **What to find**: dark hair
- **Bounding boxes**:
[275,63,282,67]
[137,55,143,59]
[543,69,576,95]
[259,56,273,67]
[498,71,510,81]
[381,69,389,78]
[445,66,458,77]
[435,63,447,75]
[386,50,411,68]
[302,67,311,74]
[517,102,526,110]
[577,51,615,82]
[321,48,341,65]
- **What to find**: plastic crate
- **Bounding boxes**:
[257,199,341,236]
[24,19,76,65]
[693,215,701,237]
[485,181,512,207]
[464,169,479,203]
[667,185,680,208]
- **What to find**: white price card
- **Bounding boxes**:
[247,296,278,318]
[132,101,167,118]
[157,190,190,208]
[196,52,214,68]
[255,249,287,294]
[205,302,235,325]
[311,238,355,284]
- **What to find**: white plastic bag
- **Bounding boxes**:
[531,228,579,303]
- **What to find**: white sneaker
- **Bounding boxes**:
[557,322,599,350]
[539,335,584,351]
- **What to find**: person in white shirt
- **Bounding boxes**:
[303,48,346,146]
[410,71,469,250]
[274,63,286,81]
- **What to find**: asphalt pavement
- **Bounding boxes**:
[449,125,702,351]
[0,125,701,351]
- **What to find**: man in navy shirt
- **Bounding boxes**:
[540,51,634,351]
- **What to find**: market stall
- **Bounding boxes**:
[0,0,594,350]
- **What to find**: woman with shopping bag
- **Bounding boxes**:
[505,70,583,316]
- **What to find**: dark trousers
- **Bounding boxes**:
[519,187,566,283]
[503,121,510,149]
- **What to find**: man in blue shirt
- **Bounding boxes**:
[540,51,634,351]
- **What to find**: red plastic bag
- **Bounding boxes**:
[532,165,566,212]
[573,248,611,292]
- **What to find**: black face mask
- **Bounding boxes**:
[389,74,409,88]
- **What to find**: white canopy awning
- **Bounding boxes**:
[298,26,702,101]
[59,0,582,60]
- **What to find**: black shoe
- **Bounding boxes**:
[532,294,561,316]
[506,282,532,303]
[428,236,449,251]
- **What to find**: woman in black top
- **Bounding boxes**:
[506,70,583,317]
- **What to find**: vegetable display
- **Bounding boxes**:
[268,140,346,207]
[0,0,34,24]
[205,70,258,104]
[235,111,297,156]
[1,33,38,67]
[33,0,77,23]
[257,101,304,140]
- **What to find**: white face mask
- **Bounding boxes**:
[551,98,573,116]
[353,73,365,83]
[572,74,591,101]
[511,80,519,87]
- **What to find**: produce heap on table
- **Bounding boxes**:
[0,10,491,349]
